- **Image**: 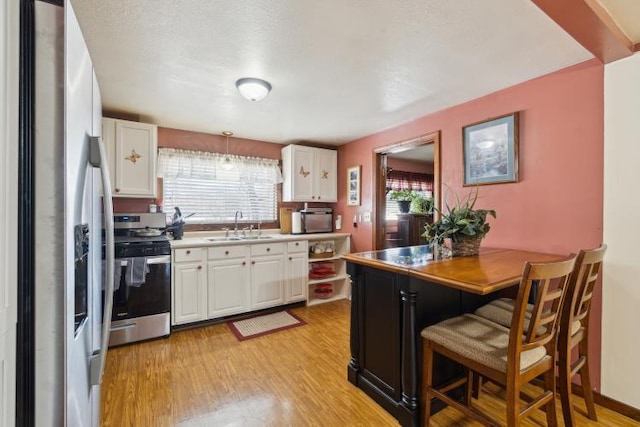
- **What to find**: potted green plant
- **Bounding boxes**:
[389,189,415,213]
[410,193,434,214]
[422,188,496,257]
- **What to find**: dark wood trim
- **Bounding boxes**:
[372,152,386,250]
[372,131,441,251]
[571,383,640,422]
[532,0,634,63]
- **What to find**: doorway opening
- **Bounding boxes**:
[372,131,441,250]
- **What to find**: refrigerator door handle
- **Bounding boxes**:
[89,136,115,386]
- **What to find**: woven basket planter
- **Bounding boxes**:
[451,235,483,257]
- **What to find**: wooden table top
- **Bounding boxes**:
[343,247,566,295]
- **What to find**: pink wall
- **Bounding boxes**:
[337,59,604,389]
[157,127,283,158]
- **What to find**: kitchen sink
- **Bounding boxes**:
[205,235,274,242]
[205,237,244,242]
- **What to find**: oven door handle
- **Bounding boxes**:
[89,136,115,386]
[119,255,170,267]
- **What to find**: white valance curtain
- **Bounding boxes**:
[157,148,283,184]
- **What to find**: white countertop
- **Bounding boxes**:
[170,230,350,249]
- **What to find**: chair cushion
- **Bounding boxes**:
[421,313,548,372]
[475,298,533,329]
[474,298,581,336]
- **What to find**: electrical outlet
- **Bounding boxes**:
[363,211,371,222]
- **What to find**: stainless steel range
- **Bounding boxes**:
[106,213,171,346]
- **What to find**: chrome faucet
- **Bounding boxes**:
[234,210,243,236]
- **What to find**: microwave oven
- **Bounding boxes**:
[299,208,333,234]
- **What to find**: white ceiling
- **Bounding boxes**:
[72,0,593,145]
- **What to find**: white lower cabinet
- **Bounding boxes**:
[286,241,308,303]
[172,238,336,326]
[173,256,207,325]
[250,242,285,310]
[206,245,250,319]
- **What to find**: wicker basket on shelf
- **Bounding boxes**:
[309,241,335,258]
[309,251,334,259]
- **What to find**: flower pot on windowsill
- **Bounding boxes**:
[397,200,411,213]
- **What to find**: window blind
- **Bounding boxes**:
[158,148,281,224]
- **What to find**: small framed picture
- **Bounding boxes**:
[463,112,519,186]
[347,165,361,206]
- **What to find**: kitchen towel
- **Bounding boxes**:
[124,257,149,287]
[102,259,123,291]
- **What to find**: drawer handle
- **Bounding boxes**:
[251,261,255,265]
[295,242,299,246]
[115,188,120,193]
[225,250,229,255]
[186,250,191,255]
[266,248,270,252]
[289,257,292,261]
[197,265,202,270]
[312,196,316,200]
[318,196,321,200]
[242,261,246,266]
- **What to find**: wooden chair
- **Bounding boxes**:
[474,245,606,426]
[558,245,606,426]
[421,256,576,426]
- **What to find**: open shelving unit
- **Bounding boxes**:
[306,235,351,306]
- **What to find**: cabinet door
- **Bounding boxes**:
[250,254,285,310]
[287,145,315,202]
[286,252,308,303]
[315,148,337,202]
[173,262,206,325]
[114,120,157,197]
[207,258,250,319]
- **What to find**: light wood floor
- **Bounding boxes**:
[101,300,636,426]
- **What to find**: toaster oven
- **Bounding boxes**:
[300,208,333,233]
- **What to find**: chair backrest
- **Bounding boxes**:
[562,244,607,332]
[508,256,577,372]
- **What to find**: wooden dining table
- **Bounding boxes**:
[343,246,566,427]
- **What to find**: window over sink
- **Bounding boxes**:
[158,148,282,224]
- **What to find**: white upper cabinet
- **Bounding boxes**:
[102,118,157,197]
[282,145,337,202]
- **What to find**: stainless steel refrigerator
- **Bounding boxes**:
[18,0,115,425]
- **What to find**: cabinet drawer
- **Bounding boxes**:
[174,248,203,263]
[250,242,284,257]
[287,241,308,254]
[209,245,248,260]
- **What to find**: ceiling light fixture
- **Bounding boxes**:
[235,77,272,102]
[222,131,234,170]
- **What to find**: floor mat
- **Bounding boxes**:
[227,310,306,341]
